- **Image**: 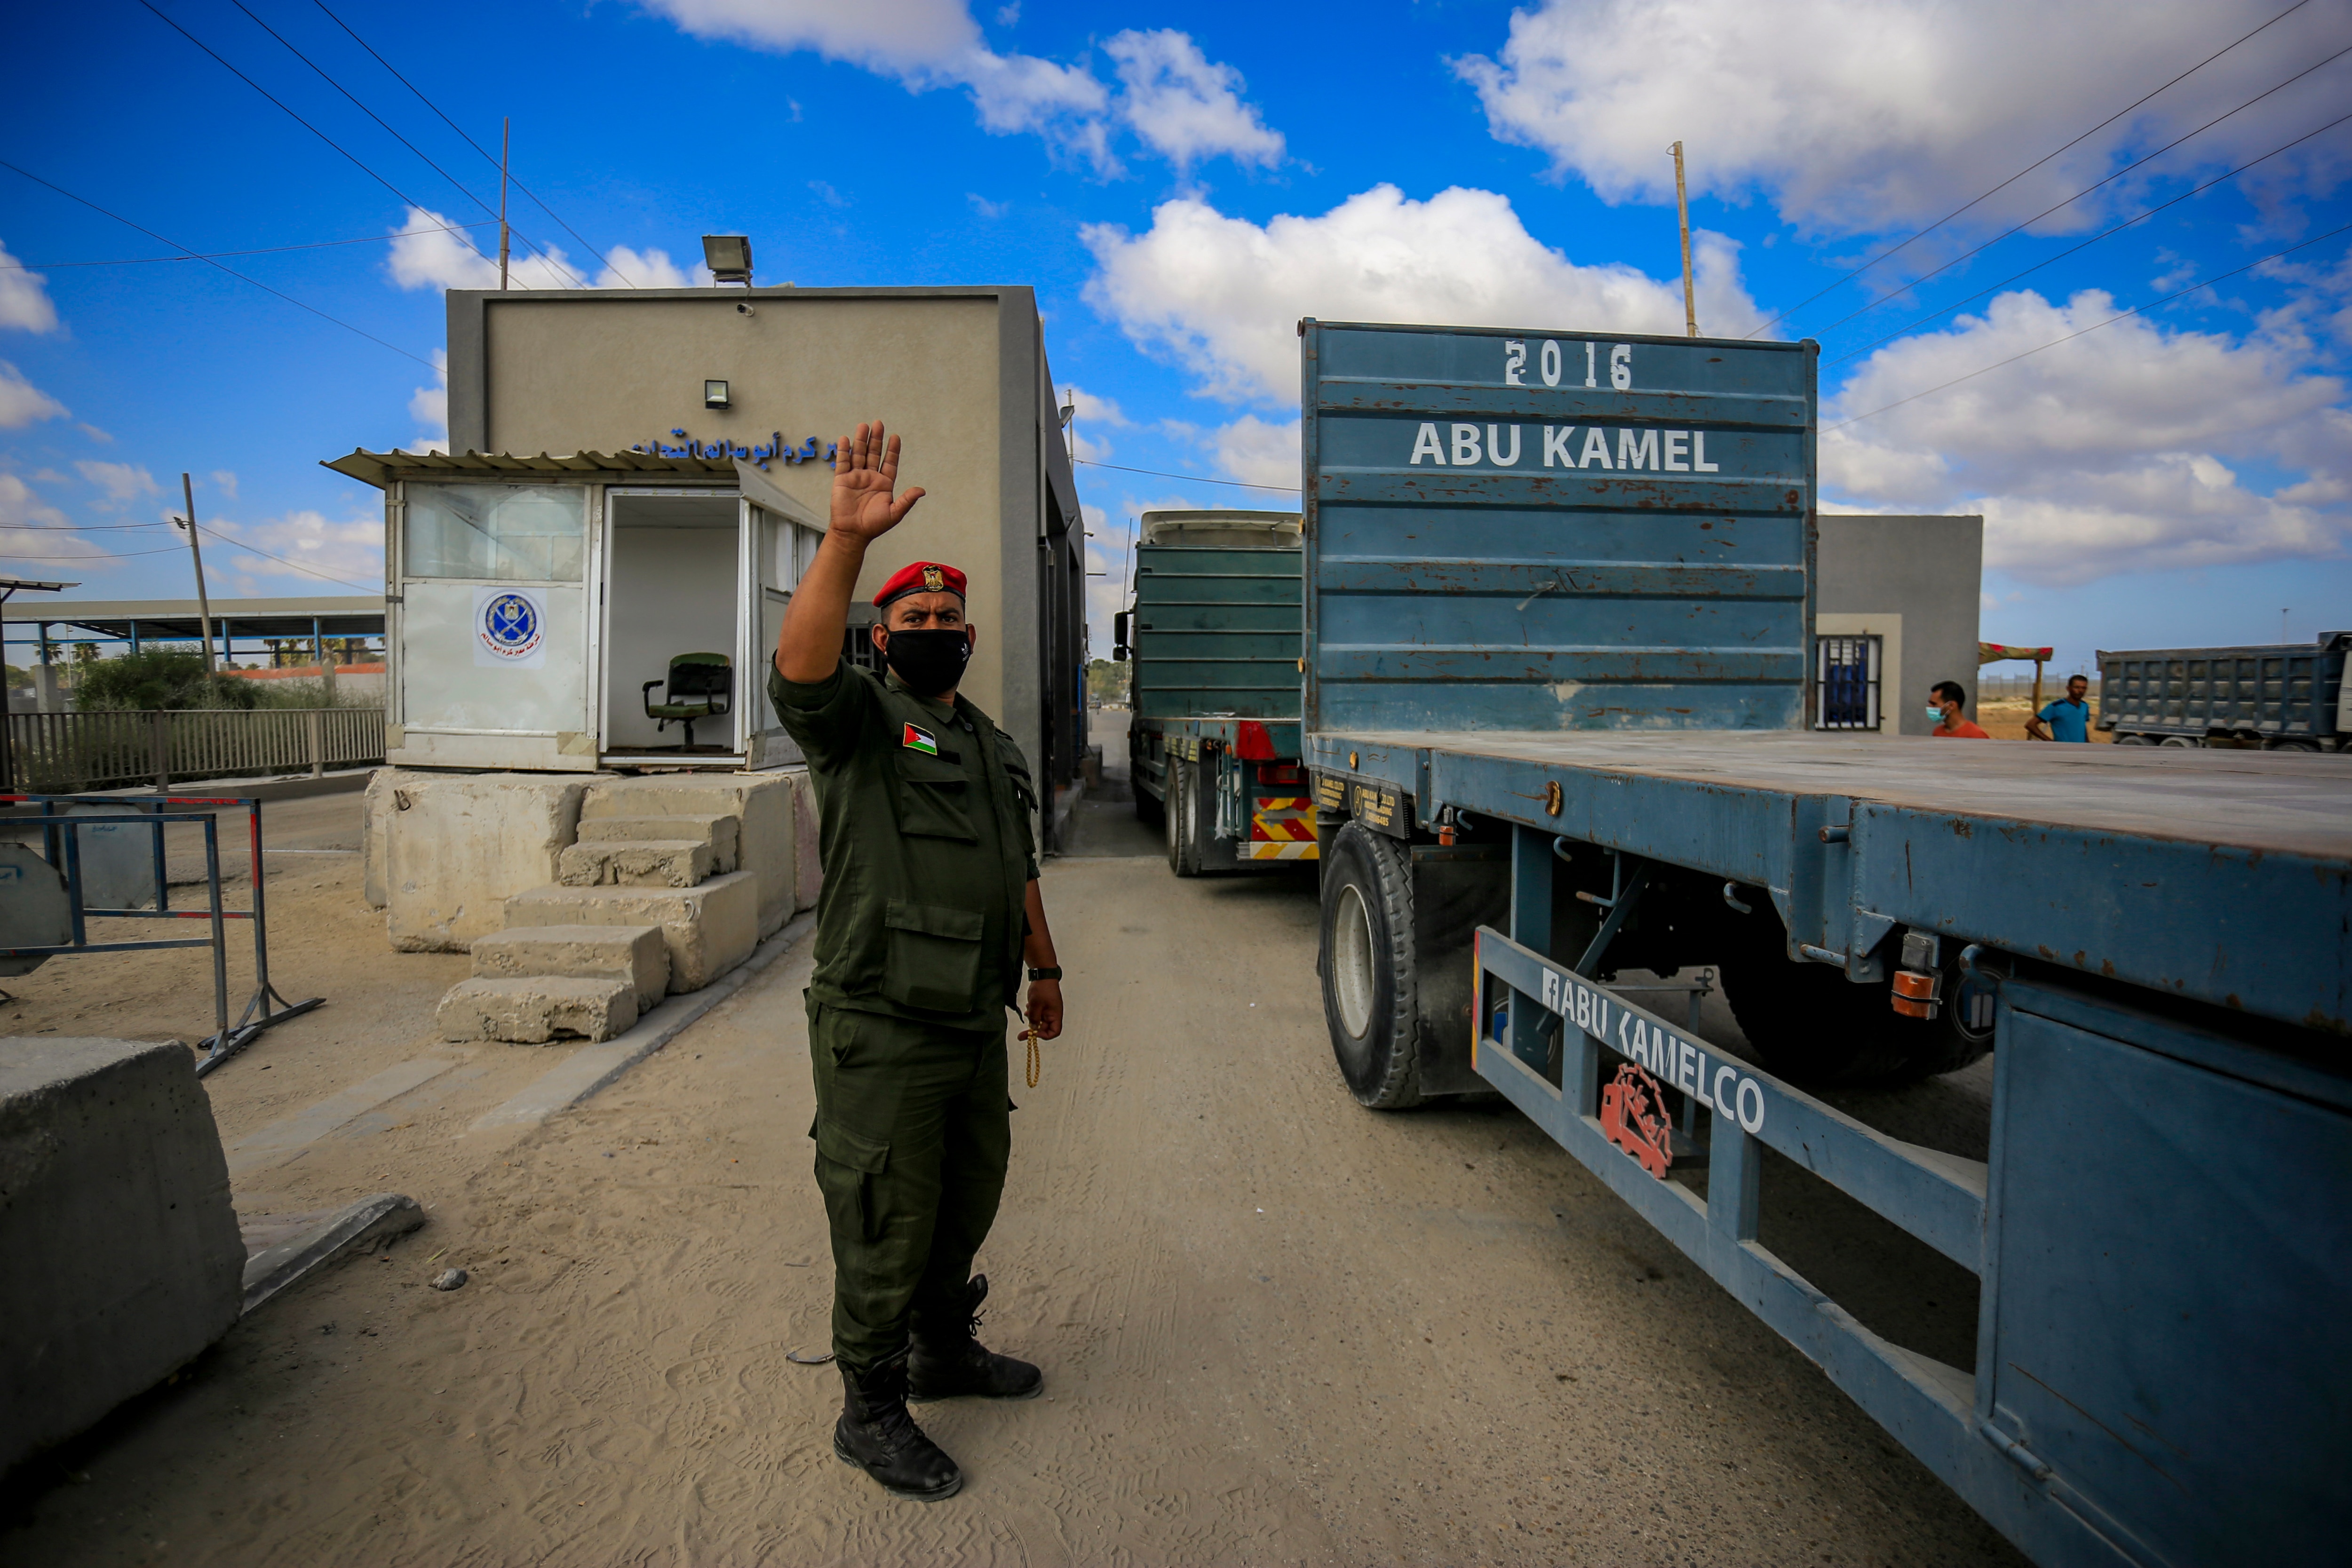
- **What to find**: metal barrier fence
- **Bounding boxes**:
[2,708,385,793]
[0,793,322,1074]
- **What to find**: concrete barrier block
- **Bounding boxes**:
[785,768,823,913]
[362,765,426,911]
[503,869,760,993]
[556,839,715,889]
[472,923,669,1009]
[583,775,794,939]
[1,1037,244,1472]
[575,812,739,872]
[384,772,601,952]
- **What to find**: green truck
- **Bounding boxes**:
[1115,510,1312,876]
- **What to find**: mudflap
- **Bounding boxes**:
[1409,845,1510,1097]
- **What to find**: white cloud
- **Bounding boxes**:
[969,193,1009,219]
[409,349,449,454]
[77,422,111,444]
[204,508,384,595]
[0,472,115,572]
[0,240,60,334]
[599,246,704,288]
[210,470,238,501]
[0,359,65,427]
[1106,29,1283,172]
[642,4,1280,175]
[74,461,159,508]
[389,210,709,294]
[1211,415,1301,491]
[643,0,1108,163]
[1065,385,1132,427]
[1083,184,1759,406]
[1455,0,2351,237]
[1824,286,2351,584]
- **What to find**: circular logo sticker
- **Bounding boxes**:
[480,591,542,660]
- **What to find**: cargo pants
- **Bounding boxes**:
[806,998,1011,1374]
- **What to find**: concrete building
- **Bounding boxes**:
[327,283,1088,814]
[1815,514,1984,736]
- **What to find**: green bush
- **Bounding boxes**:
[72,646,260,711]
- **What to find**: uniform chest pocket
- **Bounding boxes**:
[890,750,978,843]
[881,899,985,1013]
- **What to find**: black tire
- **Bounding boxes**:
[1717,904,1993,1086]
[1165,759,1202,877]
[2114,732,2155,746]
[1319,820,1422,1108]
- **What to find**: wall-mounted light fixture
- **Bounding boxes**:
[702,234,753,287]
[705,380,731,409]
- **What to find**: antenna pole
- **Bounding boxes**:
[498,117,512,291]
[1672,141,1697,337]
[179,471,217,674]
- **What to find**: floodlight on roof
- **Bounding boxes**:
[702,235,753,287]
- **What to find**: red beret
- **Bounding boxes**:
[874,561,967,607]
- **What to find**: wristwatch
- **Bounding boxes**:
[1027,966,1063,981]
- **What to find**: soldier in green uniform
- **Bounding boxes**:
[769,420,1065,1502]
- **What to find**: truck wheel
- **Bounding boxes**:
[1166,760,1203,877]
[1716,900,1996,1085]
[1319,820,1422,1109]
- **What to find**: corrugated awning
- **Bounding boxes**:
[320,447,747,489]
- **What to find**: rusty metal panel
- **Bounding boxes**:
[1300,321,1816,734]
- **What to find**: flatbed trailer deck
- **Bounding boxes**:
[1312,730,2351,1033]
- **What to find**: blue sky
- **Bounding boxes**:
[4,0,2350,677]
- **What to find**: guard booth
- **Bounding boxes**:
[324,449,827,772]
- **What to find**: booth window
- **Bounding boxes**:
[405,483,586,581]
[1815,634,1882,730]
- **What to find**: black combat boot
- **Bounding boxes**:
[833,1347,963,1500]
[908,1274,1044,1402]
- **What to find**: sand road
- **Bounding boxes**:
[5,797,2021,1567]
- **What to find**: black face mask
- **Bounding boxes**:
[881,627,970,698]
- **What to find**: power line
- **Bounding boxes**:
[0,159,436,368]
[1807,45,2352,346]
[1822,219,2352,433]
[135,0,430,214]
[222,0,589,288]
[1,218,497,270]
[1072,457,1301,493]
[309,0,639,287]
[1748,0,2318,336]
[5,523,179,532]
[0,545,188,561]
[194,523,377,590]
[1827,106,2352,365]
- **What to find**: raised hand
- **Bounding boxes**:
[830,421,927,543]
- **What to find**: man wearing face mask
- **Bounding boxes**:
[768,421,1065,1503]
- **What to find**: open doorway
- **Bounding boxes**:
[604,490,742,759]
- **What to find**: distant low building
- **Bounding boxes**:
[1814,514,1984,737]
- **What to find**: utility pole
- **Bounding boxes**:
[175,472,217,673]
[2282,607,2291,643]
[498,117,512,290]
[1671,141,1698,338]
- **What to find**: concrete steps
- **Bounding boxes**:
[420,775,782,1044]
[470,923,669,1010]
[576,812,740,871]
[557,838,715,888]
[504,870,760,996]
[437,976,638,1044]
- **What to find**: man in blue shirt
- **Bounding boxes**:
[2027,673,2093,742]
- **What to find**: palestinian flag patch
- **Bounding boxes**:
[901,722,938,756]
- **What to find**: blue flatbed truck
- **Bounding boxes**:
[1296,318,2351,1567]
[1118,509,1317,876]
